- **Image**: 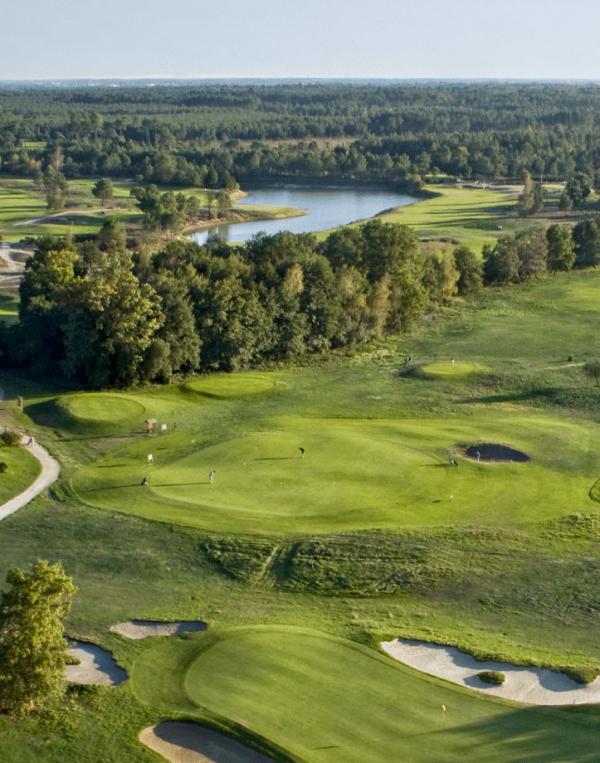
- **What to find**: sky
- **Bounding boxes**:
[2,0,600,81]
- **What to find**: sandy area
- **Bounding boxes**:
[139,722,271,763]
[65,640,127,685]
[110,620,207,640]
[382,637,600,705]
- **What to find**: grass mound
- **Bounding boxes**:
[415,361,487,379]
[186,372,285,400]
[72,410,597,534]
[59,394,146,425]
[131,626,600,762]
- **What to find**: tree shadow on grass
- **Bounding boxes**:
[83,481,212,492]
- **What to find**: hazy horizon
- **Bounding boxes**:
[3,0,600,81]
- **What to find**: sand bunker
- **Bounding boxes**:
[382,638,600,705]
[464,443,529,462]
[110,620,207,640]
[139,722,272,763]
[65,640,127,685]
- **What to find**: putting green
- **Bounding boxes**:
[186,372,285,399]
[71,410,598,534]
[416,361,487,379]
[59,393,146,424]
[131,626,600,762]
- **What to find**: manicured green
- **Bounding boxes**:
[131,626,600,763]
[185,371,286,399]
[415,360,487,379]
[71,409,598,534]
[60,394,146,425]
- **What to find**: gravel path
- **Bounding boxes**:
[0,387,60,521]
[382,637,600,706]
[139,722,271,763]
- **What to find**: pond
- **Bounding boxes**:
[189,185,417,244]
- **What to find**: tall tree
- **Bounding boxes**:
[546,224,575,271]
[453,245,483,295]
[573,219,600,267]
[91,177,114,207]
[0,561,75,717]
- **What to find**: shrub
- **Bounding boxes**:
[477,670,505,685]
[584,360,600,386]
[1,429,22,448]
[563,666,600,685]
[0,462,7,473]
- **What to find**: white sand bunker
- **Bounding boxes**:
[382,638,600,706]
[139,722,272,763]
[65,640,127,686]
[110,620,207,640]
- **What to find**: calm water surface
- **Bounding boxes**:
[189,186,417,244]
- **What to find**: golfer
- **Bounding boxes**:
[299,447,305,459]
[208,469,216,484]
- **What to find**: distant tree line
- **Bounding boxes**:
[2,211,597,388]
[1,221,471,388]
[4,83,600,189]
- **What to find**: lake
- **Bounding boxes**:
[189,186,417,245]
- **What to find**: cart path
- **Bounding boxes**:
[0,387,60,521]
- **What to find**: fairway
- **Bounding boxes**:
[71,410,598,533]
[131,626,600,763]
[377,184,519,253]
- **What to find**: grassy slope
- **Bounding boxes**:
[0,444,41,505]
[3,270,600,758]
[132,626,600,763]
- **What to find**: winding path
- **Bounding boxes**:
[0,388,60,521]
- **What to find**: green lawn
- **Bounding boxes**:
[377,184,519,253]
[131,625,600,763]
[0,444,41,505]
[4,267,600,759]
[71,409,599,534]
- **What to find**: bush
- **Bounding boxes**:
[477,670,505,685]
[1,429,22,448]
[0,462,7,473]
[563,666,600,685]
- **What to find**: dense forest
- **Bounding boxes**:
[0,215,594,389]
[3,82,600,188]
